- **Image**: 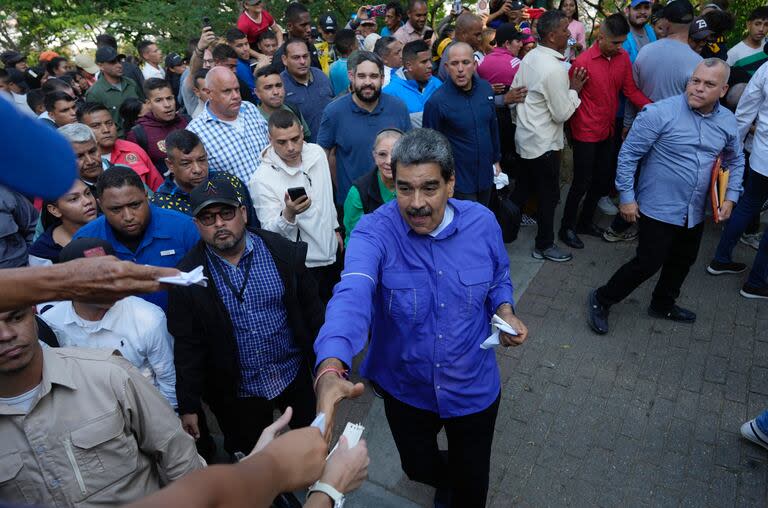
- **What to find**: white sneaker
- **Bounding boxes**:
[740,233,762,251]
[597,196,618,216]
[741,419,768,451]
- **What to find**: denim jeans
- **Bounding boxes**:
[713,169,768,288]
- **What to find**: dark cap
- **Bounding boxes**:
[508,0,524,10]
[190,176,243,217]
[689,17,713,40]
[165,52,183,68]
[6,69,28,88]
[320,13,338,31]
[1,50,26,67]
[663,0,694,24]
[59,238,116,263]
[95,46,120,64]
[494,23,525,46]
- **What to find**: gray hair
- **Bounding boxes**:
[347,50,384,74]
[58,123,96,144]
[537,10,568,41]
[700,57,731,84]
[391,128,455,182]
[374,128,404,150]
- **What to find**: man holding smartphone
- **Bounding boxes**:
[249,109,343,302]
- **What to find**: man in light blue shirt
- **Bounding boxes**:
[589,59,744,335]
[312,129,528,507]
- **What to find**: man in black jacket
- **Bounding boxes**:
[168,174,324,457]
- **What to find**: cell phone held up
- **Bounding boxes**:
[202,16,211,29]
[367,4,388,17]
[287,187,308,202]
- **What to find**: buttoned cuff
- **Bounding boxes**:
[619,190,636,205]
[314,337,354,372]
[725,190,741,204]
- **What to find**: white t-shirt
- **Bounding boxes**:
[0,383,42,414]
[727,40,766,67]
[429,203,455,238]
[142,64,166,80]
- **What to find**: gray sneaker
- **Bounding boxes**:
[740,233,762,251]
[602,226,639,243]
[532,244,573,262]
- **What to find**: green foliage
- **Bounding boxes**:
[727,0,765,47]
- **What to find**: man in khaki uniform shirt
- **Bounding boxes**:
[0,306,203,507]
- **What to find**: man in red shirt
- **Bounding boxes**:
[237,0,284,51]
[559,13,651,249]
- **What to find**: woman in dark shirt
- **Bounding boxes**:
[28,179,98,265]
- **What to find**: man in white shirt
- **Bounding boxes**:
[140,40,166,80]
[42,238,178,407]
[249,108,342,302]
[511,10,587,263]
[707,60,768,299]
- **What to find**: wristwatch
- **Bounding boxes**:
[308,481,345,508]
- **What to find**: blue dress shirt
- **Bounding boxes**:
[314,199,514,418]
[74,204,200,309]
[423,76,501,194]
[281,68,334,143]
[206,232,301,399]
[617,94,745,228]
[236,59,255,94]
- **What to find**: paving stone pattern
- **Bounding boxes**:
[330,219,768,507]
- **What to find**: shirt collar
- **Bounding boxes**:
[207,230,255,268]
[285,69,315,87]
[395,198,463,240]
[204,102,244,124]
[348,94,385,115]
[58,300,120,333]
[536,44,567,61]
[684,93,721,117]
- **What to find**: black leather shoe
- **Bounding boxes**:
[576,222,606,238]
[587,290,609,334]
[559,228,584,249]
[647,305,696,323]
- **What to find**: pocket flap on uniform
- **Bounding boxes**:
[458,267,493,286]
[0,452,23,482]
[71,410,124,449]
[381,271,426,289]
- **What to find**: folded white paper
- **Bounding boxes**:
[328,422,364,458]
[481,314,518,349]
[494,172,510,190]
[158,265,208,287]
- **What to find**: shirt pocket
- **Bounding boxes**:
[381,270,429,323]
[458,267,493,318]
[0,451,35,504]
[68,409,138,499]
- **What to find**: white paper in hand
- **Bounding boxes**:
[328,422,364,458]
[481,314,518,349]
[158,265,208,287]
[494,171,510,190]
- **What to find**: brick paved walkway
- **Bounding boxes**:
[334,217,768,507]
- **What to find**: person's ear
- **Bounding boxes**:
[240,205,248,224]
[47,204,63,219]
[720,83,729,100]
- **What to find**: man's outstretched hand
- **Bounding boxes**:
[314,358,365,442]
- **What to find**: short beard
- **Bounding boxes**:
[213,228,246,253]
[354,85,382,104]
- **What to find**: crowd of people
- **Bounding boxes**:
[0,0,767,506]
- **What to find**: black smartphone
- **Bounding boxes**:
[287,187,307,201]
[423,29,434,41]
[202,16,211,28]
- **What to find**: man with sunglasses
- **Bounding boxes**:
[168,174,324,461]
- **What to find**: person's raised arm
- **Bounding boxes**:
[187,26,217,89]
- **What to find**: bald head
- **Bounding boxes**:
[686,58,730,113]
[445,42,475,91]
[446,41,474,60]
[204,66,242,120]
[455,13,484,51]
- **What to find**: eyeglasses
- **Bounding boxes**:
[196,206,237,226]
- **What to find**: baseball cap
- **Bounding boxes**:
[1,50,26,67]
[689,16,713,40]
[165,52,184,68]
[39,50,60,62]
[59,238,116,263]
[190,176,243,217]
[663,0,695,24]
[494,23,525,46]
[629,0,651,7]
[244,0,262,4]
[508,0,524,10]
[74,54,99,74]
[95,46,120,64]
[320,13,338,31]
[360,17,377,26]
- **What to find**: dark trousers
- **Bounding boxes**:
[561,138,614,230]
[209,365,316,456]
[454,188,492,207]
[511,150,560,249]
[309,253,343,304]
[382,389,501,508]
[597,214,704,310]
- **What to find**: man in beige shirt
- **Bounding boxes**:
[393,0,429,45]
[0,305,203,507]
[511,10,587,263]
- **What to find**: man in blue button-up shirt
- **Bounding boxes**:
[313,129,528,507]
[74,167,200,310]
[588,59,744,335]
